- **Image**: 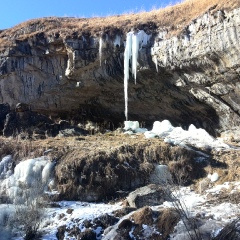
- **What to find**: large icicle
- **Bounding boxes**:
[124,32,133,120]
[132,33,138,83]
[124,30,151,120]
[99,37,103,66]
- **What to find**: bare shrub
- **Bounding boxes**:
[213,217,240,240]
[151,164,203,240]
[0,136,42,161]
[11,181,46,240]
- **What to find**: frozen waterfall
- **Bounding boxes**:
[0,156,55,204]
[124,30,151,120]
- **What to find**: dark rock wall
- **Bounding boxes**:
[1,8,240,134]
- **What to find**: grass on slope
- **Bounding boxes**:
[0,0,240,49]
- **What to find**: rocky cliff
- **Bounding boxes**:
[0,4,240,135]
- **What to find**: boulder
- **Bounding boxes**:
[103,206,180,240]
[149,164,173,185]
[3,111,53,137]
[126,184,169,208]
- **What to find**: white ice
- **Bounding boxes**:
[99,37,103,66]
[143,120,229,150]
[113,35,121,47]
[124,30,151,120]
[0,155,13,179]
[0,156,55,203]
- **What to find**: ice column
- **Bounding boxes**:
[99,37,103,66]
[124,32,133,120]
[124,30,151,120]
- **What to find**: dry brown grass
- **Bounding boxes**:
[0,0,240,50]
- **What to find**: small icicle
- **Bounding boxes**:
[113,35,121,47]
[99,37,103,66]
[132,33,138,84]
[154,55,158,73]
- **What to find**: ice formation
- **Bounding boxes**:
[99,37,103,66]
[124,120,229,150]
[113,35,121,47]
[124,30,151,120]
[124,121,140,131]
[154,55,158,72]
[0,156,55,203]
[0,155,13,179]
[124,121,148,134]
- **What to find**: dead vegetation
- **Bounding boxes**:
[0,136,42,161]
[0,0,240,50]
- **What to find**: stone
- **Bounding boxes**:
[77,229,96,240]
[92,213,119,228]
[15,103,30,112]
[126,184,168,208]
[3,111,53,137]
[56,225,66,240]
[149,164,173,185]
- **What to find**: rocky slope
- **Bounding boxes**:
[0,2,240,136]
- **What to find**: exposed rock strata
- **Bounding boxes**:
[0,8,240,135]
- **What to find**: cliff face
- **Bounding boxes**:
[0,7,240,135]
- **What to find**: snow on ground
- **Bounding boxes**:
[153,183,240,239]
[40,201,122,240]
[8,201,122,240]
[5,181,239,240]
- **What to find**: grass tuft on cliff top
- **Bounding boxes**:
[0,0,240,48]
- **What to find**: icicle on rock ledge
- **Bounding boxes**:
[124,30,151,121]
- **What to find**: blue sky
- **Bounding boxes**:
[1,0,179,29]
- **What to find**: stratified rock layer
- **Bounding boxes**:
[0,8,240,135]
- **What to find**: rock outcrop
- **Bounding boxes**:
[0,6,240,135]
[126,184,169,208]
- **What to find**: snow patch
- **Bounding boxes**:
[208,172,219,182]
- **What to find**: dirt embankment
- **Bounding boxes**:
[1,132,239,201]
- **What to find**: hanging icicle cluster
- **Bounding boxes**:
[124,30,151,120]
